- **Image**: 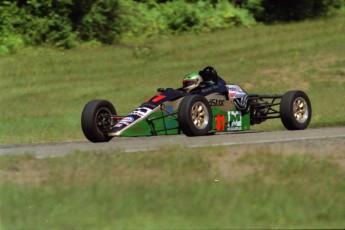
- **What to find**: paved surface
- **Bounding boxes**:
[0,127,344,158]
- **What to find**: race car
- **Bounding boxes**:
[81,66,312,143]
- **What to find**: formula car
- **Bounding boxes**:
[81,66,312,142]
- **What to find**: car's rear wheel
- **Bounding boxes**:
[178,95,212,136]
[280,90,312,130]
[81,100,116,142]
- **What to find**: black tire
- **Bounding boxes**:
[280,90,312,130]
[178,95,213,136]
[81,100,116,142]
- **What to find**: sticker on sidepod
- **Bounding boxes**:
[114,123,124,128]
[122,117,134,123]
[227,85,243,92]
[227,111,242,131]
[114,107,153,131]
[227,85,247,99]
[129,107,153,118]
[118,116,135,126]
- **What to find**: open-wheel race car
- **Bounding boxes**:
[81,66,312,143]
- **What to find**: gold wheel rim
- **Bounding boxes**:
[191,102,209,129]
[293,97,309,123]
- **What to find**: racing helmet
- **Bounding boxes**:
[183,72,203,91]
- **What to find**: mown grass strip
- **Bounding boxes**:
[1,146,344,229]
[0,16,344,144]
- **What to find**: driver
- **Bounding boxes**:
[182,72,203,91]
[182,66,226,91]
[182,66,250,111]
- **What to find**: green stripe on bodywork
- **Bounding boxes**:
[120,107,250,136]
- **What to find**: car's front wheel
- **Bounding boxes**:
[280,90,312,130]
[178,95,213,136]
[81,100,116,142]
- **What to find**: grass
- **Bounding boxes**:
[1,16,345,230]
[1,146,344,229]
[0,16,345,144]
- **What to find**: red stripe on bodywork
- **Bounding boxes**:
[152,94,166,102]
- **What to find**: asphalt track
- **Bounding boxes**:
[0,126,344,158]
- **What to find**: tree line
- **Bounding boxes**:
[0,0,343,53]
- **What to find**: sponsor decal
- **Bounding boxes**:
[227,111,242,131]
[201,86,213,93]
[209,99,224,106]
[129,107,152,118]
[229,92,247,99]
[122,117,134,123]
[118,121,131,126]
[227,85,246,99]
[215,114,225,131]
[229,92,236,98]
[117,116,135,126]
[227,87,239,92]
[114,123,123,128]
[235,93,247,98]
[226,85,244,92]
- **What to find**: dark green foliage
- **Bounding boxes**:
[77,0,120,44]
[238,0,344,22]
[0,0,78,51]
[0,0,344,52]
[0,0,255,50]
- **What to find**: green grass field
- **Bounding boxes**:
[1,16,345,230]
[0,16,345,144]
[1,146,345,229]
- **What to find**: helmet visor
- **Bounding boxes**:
[183,79,195,89]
